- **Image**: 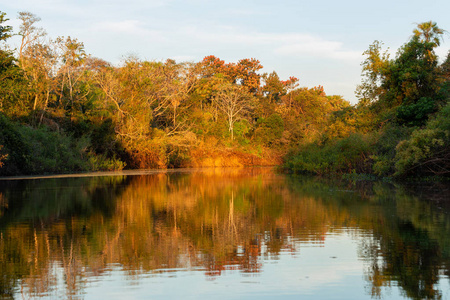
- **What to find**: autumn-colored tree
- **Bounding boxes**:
[21,42,56,115]
[355,40,390,105]
[198,55,228,78]
[262,71,284,103]
[232,58,263,94]
[55,36,88,115]
[17,11,46,62]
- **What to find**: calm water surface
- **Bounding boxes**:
[1,168,450,299]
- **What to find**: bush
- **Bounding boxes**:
[0,113,32,175]
[284,133,372,175]
[0,113,128,175]
[87,153,126,171]
[371,125,412,176]
[393,101,450,177]
[17,125,91,174]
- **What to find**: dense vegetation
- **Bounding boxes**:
[285,21,450,179]
[0,10,349,175]
[0,10,449,178]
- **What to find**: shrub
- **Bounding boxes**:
[284,133,372,175]
[87,153,126,171]
[0,113,32,175]
[17,126,91,174]
[393,101,450,177]
[371,125,412,176]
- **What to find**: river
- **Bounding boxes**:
[0,168,449,299]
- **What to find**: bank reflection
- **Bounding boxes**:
[0,168,449,299]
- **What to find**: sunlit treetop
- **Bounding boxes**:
[0,11,13,42]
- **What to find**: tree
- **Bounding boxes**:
[413,21,444,47]
[262,71,284,103]
[0,11,28,117]
[233,58,263,94]
[357,22,445,126]
[214,83,252,141]
[56,36,87,114]
[388,34,442,125]
[22,42,56,114]
[17,11,46,62]
[355,40,390,105]
[0,11,13,42]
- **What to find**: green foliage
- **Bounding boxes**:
[357,23,444,128]
[0,113,32,175]
[253,113,284,146]
[0,113,126,175]
[0,50,29,117]
[0,11,13,42]
[166,145,190,168]
[90,118,122,157]
[284,133,372,175]
[394,101,450,177]
[87,153,126,171]
[16,125,90,174]
[371,125,413,176]
[208,119,230,140]
[396,96,437,126]
[356,40,390,103]
[233,119,251,145]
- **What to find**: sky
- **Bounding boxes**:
[1,0,450,103]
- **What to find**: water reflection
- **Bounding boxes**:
[0,168,449,299]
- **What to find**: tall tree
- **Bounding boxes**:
[357,22,445,126]
[17,11,46,62]
[355,40,390,105]
[22,42,56,114]
[214,82,252,141]
[56,36,87,114]
[262,71,284,103]
[233,58,263,94]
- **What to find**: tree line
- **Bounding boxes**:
[0,10,349,175]
[285,21,450,178]
[0,10,449,178]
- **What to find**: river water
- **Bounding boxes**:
[0,168,449,299]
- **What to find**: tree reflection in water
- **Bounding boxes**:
[0,168,449,299]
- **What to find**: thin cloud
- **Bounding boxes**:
[92,20,165,40]
[178,26,362,62]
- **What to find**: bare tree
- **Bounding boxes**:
[214,83,252,141]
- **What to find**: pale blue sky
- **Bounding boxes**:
[1,0,449,103]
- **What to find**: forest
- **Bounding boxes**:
[0,10,449,178]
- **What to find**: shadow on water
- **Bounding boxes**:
[0,168,449,299]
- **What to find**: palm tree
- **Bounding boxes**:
[413,21,444,47]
